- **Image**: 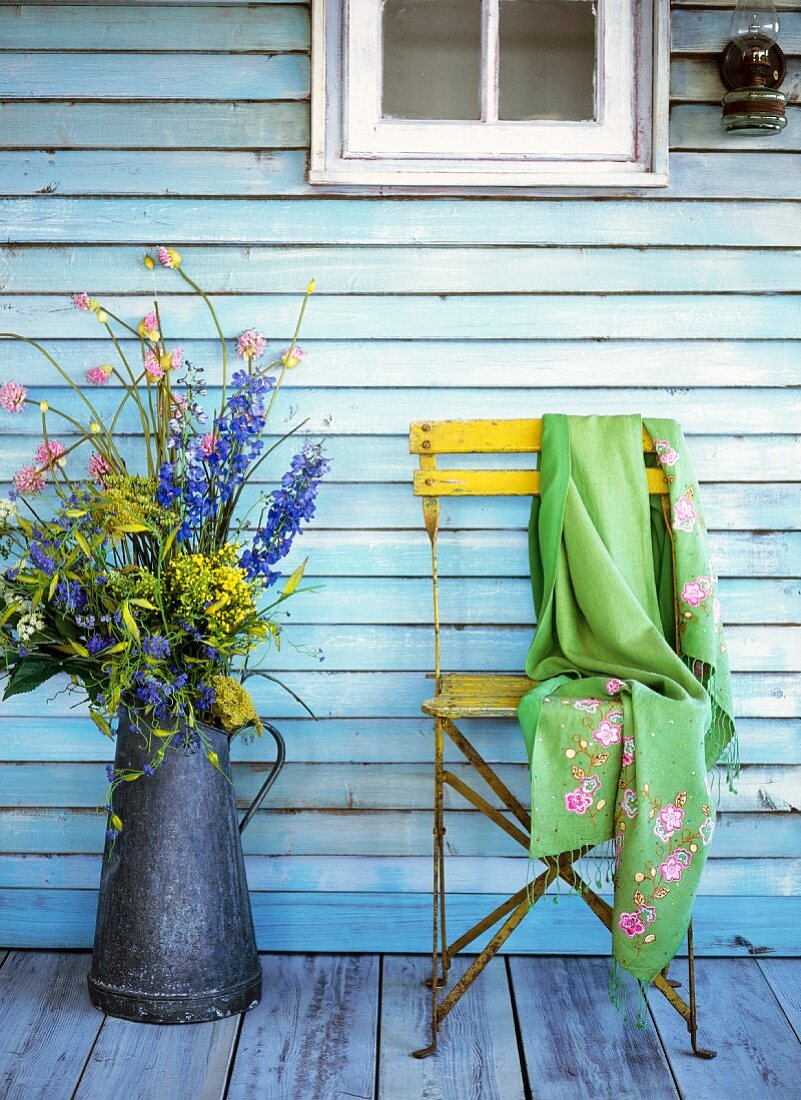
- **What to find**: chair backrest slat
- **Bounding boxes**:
[414,466,668,497]
[410,419,668,497]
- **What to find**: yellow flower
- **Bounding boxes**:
[39,401,48,413]
[88,299,100,313]
[160,353,173,372]
[282,351,301,369]
[144,255,155,270]
[96,310,108,325]
[89,421,102,435]
[306,278,316,294]
[206,675,262,734]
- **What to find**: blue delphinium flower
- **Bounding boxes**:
[197,681,216,710]
[142,634,171,659]
[156,461,180,508]
[54,579,87,614]
[240,442,330,585]
[88,634,112,656]
[142,763,155,777]
[105,765,115,783]
[28,535,57,576]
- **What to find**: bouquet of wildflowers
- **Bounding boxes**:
[0,249,328,835]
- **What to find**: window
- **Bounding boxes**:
[310,0,669,191]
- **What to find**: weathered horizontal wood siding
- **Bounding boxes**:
[0,1,798,953]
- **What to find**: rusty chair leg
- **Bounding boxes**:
[687,919,717,1059]
[413,718,447,1059]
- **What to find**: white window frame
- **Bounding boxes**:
[310,0,670,192]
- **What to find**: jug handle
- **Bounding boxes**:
[238,719,286,835]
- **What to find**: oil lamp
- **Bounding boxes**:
[720,0,787,133]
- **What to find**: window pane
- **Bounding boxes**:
[499,0,597,121]
[382,0,482,120]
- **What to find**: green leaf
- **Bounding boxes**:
[89,710,113,737]
[3,654,62,700]
[121,601,141,643]
[74,530,92,558]
[282,557,308,598]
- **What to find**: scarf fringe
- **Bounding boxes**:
[607,957,650,1027]
[681,653,740,794]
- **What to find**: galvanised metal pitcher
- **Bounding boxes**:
[88,708,284,1024]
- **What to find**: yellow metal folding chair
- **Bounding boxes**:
[409,418,715,1060]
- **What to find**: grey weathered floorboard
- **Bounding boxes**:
[74,1011,239,1100]
[379,954,526,1100]
[758,959,801,1042]
[649,957,801,1099]
[226,953,378,1100]
[509,956,679,1100]
[0,951,104,1100]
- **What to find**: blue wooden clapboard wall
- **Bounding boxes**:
[0,2,799,953]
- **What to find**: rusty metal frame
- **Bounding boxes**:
[411,425,716,1061]
[412,713,717,1060]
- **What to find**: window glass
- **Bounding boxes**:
[382,0,483,120]
[499,0,597,121]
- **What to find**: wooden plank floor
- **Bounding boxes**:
[1,952,800,1100]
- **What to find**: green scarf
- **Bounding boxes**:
[518,415,736,985]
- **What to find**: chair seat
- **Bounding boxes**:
[422,674,536,718]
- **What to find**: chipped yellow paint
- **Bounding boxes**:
[422,674,535,718]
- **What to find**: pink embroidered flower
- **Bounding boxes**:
[35,440,67,469]
[573,698,600,714]
[620,787,638,819]
[86,364,112,385]
[659,854,685,882]
[236,328,267,361]
[12,464,46,497]
[673,493,697,534]
[198,432,216,457]
[0,381,28,414]
[157,246,181,269]
[143,350,164,382]
[565,788,593,814]
[72,292,91,311]
[654,439,680,467]
[282,345,305,368]
[657,803,684,838]
[681,577,712,607]
[619,912,645,938]
[605,677,625,696]
[622,737,635,767]
[88,451,111,485]
[581,774,601,796]
[138,311,159,341]
[593,719,622,748]
[170,347,183,371]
